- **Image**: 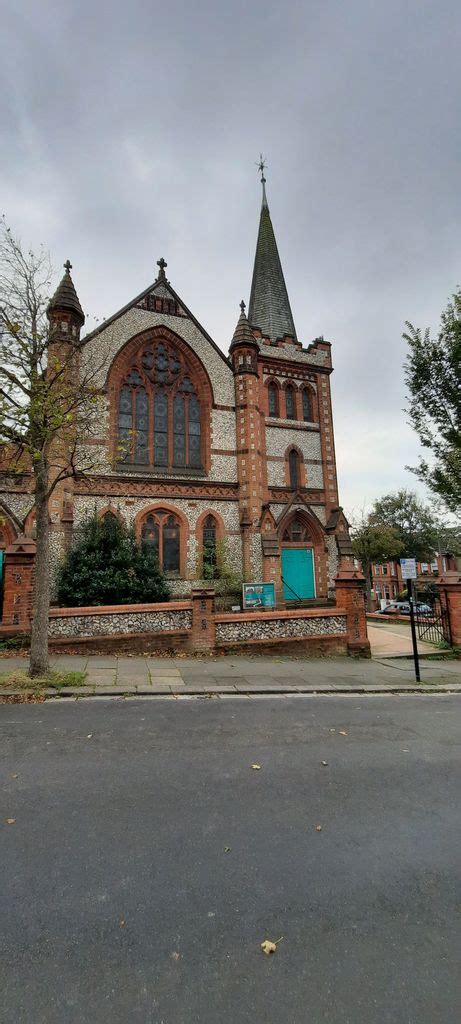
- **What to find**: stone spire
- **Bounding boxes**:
[47,260,85,325]
[248,165,297,344]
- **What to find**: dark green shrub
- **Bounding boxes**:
[57,513,170,607]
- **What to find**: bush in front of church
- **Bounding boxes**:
[57,513,170,607]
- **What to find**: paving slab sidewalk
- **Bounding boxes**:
[0,653,459,697]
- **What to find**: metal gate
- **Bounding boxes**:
[415,587,452,645]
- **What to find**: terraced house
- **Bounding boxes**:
[0,173,352,606]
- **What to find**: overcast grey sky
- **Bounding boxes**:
[2,0,460,516]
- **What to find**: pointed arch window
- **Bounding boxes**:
[302,388,314,422]
[289,449,300,489]
[268,381,279,417]
[118,340,202,470]
[285,385,296,419]
[141,510,180,576]
[203,514,217,576]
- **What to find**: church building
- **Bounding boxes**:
[0,172,352,605]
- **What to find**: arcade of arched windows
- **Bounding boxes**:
[265,379,317,423]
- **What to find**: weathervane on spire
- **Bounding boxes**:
[256,153,267,183]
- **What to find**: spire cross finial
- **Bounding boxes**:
[240,299,246,314]
[157,257,167,278]
[64,259,72,273]
[256,153,267,183]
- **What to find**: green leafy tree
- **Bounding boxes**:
[0,219,106,675]
[57,513,170,607]
[404,291,461,515]
[351,515,404,609]
[370,490,437,560]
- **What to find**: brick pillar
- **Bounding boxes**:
[435,573,461,651]
[335,560,371,658]
[191,588,216,652]
[2,536,36,629]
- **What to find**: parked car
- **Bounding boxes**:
[379,602,410,615]
[379,601,433,616]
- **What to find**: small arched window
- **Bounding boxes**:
[285,385,296,419]
[203,514,217,577]
[268,382,279,417]
[302,388,313,422]
[141,510,181,576]
[289,449,300,489]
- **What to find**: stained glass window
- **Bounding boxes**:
[141,515,160,559]
[285,385,296,419]
[302,389,313,422]
[268,382,278,417]
[163,514,180,573]
[289,449,299,489]
[117,339,203,470]
[154,390,168,466]
[203,514,217,574]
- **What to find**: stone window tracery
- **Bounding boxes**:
[117,340,202,469]
[282,516,310,543]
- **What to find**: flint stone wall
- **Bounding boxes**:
[48,605,192,639]
[215,613,347,644]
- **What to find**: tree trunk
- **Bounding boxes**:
[29,461,50,677]
[364,558,373,611]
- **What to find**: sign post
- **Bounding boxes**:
[400,558,420,683]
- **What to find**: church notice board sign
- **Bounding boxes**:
[243,583,276,610]
[400,558,417,580]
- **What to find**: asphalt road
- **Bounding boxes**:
[1,695,460,1024]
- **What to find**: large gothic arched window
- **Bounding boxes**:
[118,340,202,470]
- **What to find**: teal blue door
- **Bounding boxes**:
[281,548,315,600]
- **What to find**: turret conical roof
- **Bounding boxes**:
[47,260,85,324]
[230,300,259,351]
[248,177,297,343]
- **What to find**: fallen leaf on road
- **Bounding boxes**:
[321,761,328,766]
[339,730,348,736]
[224,846,231,853]
[251,763,262,770]
[261,937,283,955]
[119,918,126,928]
[6,818,16,825]
[315,824,322,831]
[87,734,93,739]
[171,951,180,961]
[329,728,336,733]
[11,773,18,779]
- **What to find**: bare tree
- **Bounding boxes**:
[0,219,106,675]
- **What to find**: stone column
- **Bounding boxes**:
[2,536,36,629]
[435,572,461,651]
[334,560,371,658]
[191,587,216,652]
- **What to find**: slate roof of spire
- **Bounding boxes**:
[47,262,85,324]
[248,178,297,343]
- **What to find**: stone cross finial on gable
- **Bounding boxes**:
[157,257,167,279]
[63,259,72,273]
